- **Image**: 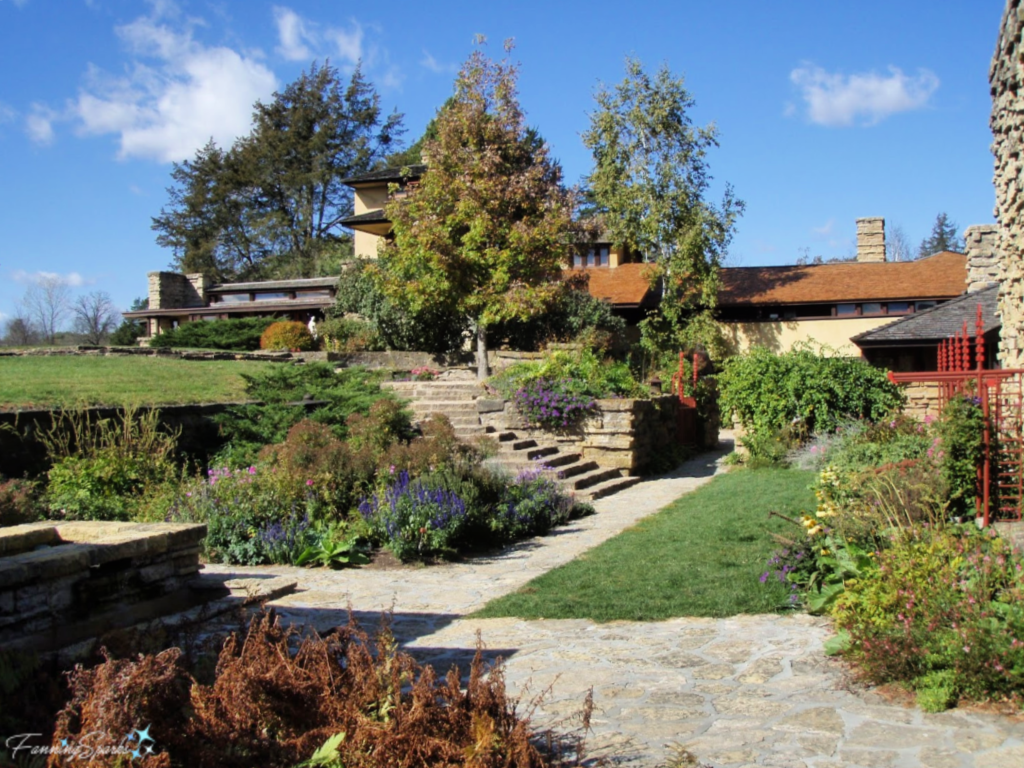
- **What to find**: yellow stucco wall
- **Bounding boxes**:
[354,230,381,259]
[353,185,388,215]
[719,317,897,356]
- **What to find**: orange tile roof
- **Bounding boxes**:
[565,262,654,306]
[719,251,967,306]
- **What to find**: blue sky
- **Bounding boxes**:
[0,0,1005,323]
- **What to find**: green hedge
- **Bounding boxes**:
[149,317,276,351]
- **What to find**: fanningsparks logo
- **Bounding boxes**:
[4,725,157,762]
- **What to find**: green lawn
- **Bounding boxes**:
[0,356,274,408]
[474,468,817,621]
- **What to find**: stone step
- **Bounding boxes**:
[557,460,602,479]
[564,465,625,491]
[576,474,642,502]
[496,431,519,442]
[499,444,559,461]
[411,401,481,414]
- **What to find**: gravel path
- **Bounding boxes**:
[202,439,1024,767]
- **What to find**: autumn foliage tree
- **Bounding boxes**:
[376,42,584,379]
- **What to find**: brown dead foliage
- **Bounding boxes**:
[48,611,581,768]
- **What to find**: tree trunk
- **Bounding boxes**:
[475,321,490,380]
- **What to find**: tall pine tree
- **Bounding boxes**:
[917,212,964,258]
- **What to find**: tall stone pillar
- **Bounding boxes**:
[855,218,886,263]
[991,0,1024,367]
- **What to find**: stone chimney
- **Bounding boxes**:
[855,218,886,263]
[964,224,1002,292]
[147,271,208,310]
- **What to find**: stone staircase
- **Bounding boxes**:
[381,379,642,502]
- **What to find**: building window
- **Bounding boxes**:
[254,292,290,301]
[862,302,883,316]
[888,301,911,314]
[217,293,250,304]
[916,301,937,311]
[574,246,610,268]
[836,303,857,316]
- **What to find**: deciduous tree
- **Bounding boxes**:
[377,42,584,379]
[72,291,121,344]
[19,275,71,345]
[583,58,743,360]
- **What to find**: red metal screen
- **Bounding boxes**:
[888,304,1024,526]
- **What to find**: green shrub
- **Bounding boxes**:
[935,394,988,519]
[318,315,383,352]
[0,478,42,526]
[488,284,626,351]
[490,347,646,401]
[334,260,469,355]
[108,319,144,346]
[212,363,399,465]
[260,320,315,351]
[832,526,1024,709]
[148,317,275,350]
[41,406,178,521]
[719,346,904,460]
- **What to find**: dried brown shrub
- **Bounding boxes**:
[48,612,574,768]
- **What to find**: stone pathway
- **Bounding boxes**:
[202,439,1024,768]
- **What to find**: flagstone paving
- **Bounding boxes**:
[202,438,1024,767]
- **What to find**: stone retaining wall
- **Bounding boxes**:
[0,521,206,653]
[479,395,716,474]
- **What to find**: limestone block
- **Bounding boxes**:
[475,398,505,414]
[581,448,634,469]
[582,434,635,450]
[139,561,175,584]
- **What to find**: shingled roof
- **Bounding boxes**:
[341,164,427,185]
[852,285,999,346]
[719,251,967,306]
[566,263,654,307]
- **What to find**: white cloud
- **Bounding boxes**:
[12,270,89,286]
[789,63,939,127]
[327,21,364,65]
[420,50,456,75]
[69,8,278,162]
[25,103,57,144]
[273,5,314,62]
[812,219,835,236]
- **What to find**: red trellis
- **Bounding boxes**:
[671,351,700,446]
[888,304,1024,526]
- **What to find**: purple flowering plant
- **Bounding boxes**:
[512,377,596,430]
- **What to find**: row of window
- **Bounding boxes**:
[212,290,334,304]
[722,300,943,322]
[573,246,611,268]
[833,301,936,318]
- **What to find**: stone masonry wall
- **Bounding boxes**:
[855,218,886,263]
[0,521,206,653]
[479,395,697,474]
[964,224,1004,292]
[147,271,207,310]
[991,0,1024,366]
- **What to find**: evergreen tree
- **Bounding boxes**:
[917,212,964,258]
[153,63,403,282]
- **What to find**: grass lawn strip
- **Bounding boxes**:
[0,356,270,408]
[473,467,816,621]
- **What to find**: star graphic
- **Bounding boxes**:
[132,748,141,759]
[61,739,68,747]
[134,725,153,744]
[126,732,135,742]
